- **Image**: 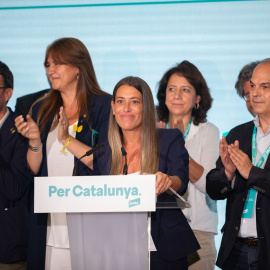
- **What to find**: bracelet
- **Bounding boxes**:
[29,143,43,152]
[63,135,72,148]
[60,135,72,154]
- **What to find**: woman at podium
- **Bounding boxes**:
[95,76,200,269]
[15,37,111,270]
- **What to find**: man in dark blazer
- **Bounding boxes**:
[14,88,49,117]
[0,61,32,269]
[207,59,270,270]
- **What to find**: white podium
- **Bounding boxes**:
[35,175,156,270]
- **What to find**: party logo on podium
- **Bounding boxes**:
[129,198,140,208]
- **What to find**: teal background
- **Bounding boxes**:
[1,1,269,267]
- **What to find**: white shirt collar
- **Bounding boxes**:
[253,115,270,136]
[0,108,10,129]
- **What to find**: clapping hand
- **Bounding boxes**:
[58,106,70,144]
[158,119,184,134]
[228,143,253,179]
[15,115,41,142]
[219,136,237,180]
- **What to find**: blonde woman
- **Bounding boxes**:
[95,76,199,269]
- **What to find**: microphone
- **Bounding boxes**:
[121,146,128,175]
[72,144,104,176]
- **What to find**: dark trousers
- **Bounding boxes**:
[150,251,188,270]
[222,240,258,270]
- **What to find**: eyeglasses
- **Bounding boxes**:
[243,93,250,102]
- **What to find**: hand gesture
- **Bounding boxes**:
[15,115,41,142]
[228,143,253,179]
[157,119,184,135]
[173,119,184,134]
[219,136,236,180]
[158,121,166,129]
[57,106,70,144]
[155,171,172,195]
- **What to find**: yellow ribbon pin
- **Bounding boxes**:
[73,124,83,133]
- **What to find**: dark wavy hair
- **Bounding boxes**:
[0,61,13,89]
[156,60,213,126]
[235,61,260,98]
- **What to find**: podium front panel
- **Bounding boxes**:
[35,175,156,213]
[67,212,148,270]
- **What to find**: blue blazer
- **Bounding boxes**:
[27,94,112,270]
[0,109,32,263]
[95,128,200,261]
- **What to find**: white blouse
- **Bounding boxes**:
[46,122,77,248]
[182,121,220,234]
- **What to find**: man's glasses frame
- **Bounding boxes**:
[243,93,250,102]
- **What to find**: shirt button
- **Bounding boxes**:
[221,187,228,194]
[235,226,239,231]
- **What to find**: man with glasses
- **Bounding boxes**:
[0,61,32,270]
[207,59,270,270]
[235,61,260,117]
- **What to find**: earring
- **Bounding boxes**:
[77,73,79,79]
[195,103,199,109]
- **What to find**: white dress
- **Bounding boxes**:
[182,121,220,234]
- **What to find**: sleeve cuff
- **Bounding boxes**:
[193,168,207,193]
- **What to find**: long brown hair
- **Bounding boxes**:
[32,37,108,133]
[108,76,159,175]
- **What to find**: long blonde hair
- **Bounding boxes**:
[108,76,159,175]
[31,37,108,133]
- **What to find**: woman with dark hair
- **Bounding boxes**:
[95,76,199,269]
[157,61,219,270]
[15,37,111,269]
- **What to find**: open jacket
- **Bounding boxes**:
[27,94,111,270]
[207,121,270,270]
[0,108,32,263]
[95,128,200,261]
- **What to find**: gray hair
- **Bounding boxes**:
[235,61,260,98]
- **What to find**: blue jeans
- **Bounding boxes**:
[222,240,258,270]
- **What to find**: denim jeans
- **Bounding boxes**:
[222,240,258,270]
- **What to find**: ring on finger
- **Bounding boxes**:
[61,122,66,126]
